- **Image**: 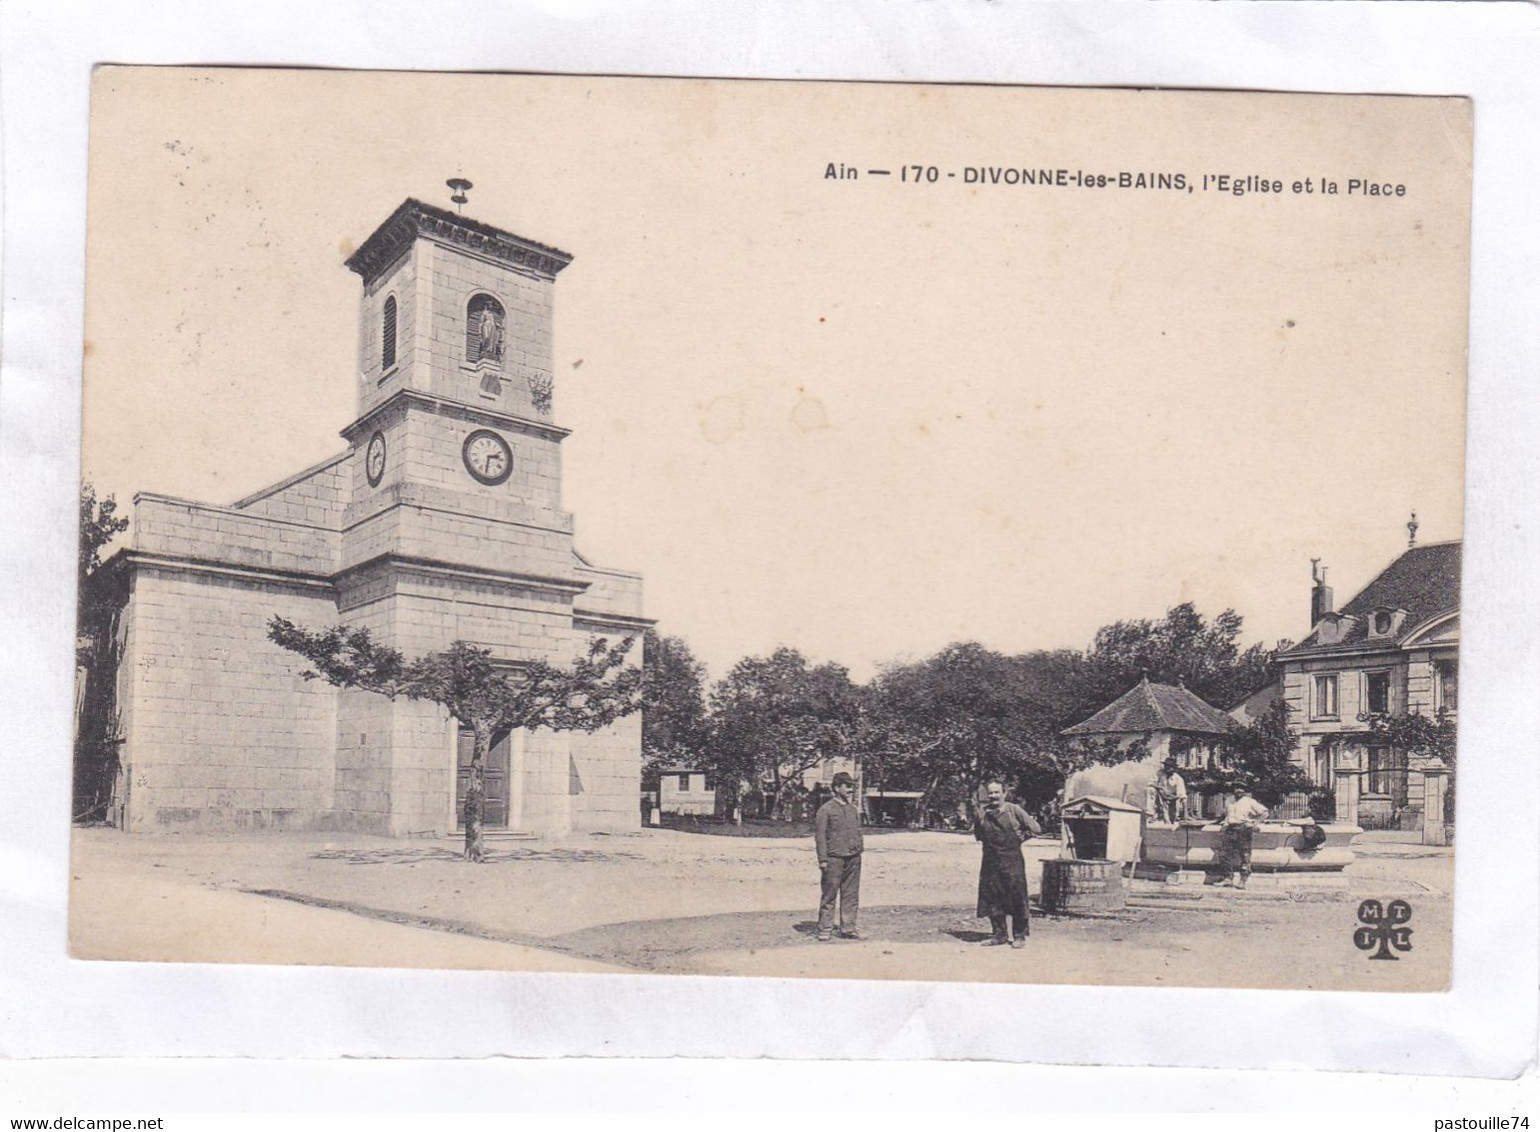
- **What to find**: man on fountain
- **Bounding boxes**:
[1154,757,1188,823]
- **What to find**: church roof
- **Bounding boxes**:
[345,198,574,284]
[1287,540,1461,654]
[1061,677,1236,738]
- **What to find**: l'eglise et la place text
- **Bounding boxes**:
[1204,174,1408,197]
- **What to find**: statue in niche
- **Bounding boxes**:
[476,303,504,364]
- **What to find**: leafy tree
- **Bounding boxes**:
[1362,708,1457,770]
[268,618,642,861]
[1085,602,1274,711]
[871,644,1101,822]
[705,647,862,818]
[77,483,130,656]
[74,483,131,820]
[640,629,710,790]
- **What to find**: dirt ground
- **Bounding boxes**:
[68,825,1452,991]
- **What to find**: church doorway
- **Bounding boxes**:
[456,728,511,829]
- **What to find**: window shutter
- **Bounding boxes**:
[382,296,397,369]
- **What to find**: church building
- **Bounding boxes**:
[82,196,651,837]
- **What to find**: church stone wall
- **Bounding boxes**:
[573,563,645,619]
[568,712,643,832]
[121,567,338,831]
[135,495,340,575]
[233,454,351,526]
[333,687,394,834]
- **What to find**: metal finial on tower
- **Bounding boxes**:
[447,178,473,213]
[1407,510,1419,548]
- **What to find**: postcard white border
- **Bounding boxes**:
[1,0,1536,1084]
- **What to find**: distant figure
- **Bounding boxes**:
[1220,789,1270,888]
[974,780,1041,948]
[813,772,864,942]
[1153,757,1188,823]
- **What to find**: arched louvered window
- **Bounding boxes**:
[381,295,398,370]
[466,294,506,365]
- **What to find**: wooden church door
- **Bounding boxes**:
[456,728,511,828]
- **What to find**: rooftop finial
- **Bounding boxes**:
[1407,510,1419,548]
[447,177,473,214]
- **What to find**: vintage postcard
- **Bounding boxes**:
[72,68,1469,992]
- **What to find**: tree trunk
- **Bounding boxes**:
[462,718,491,862]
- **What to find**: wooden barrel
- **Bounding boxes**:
[1040,858,1126,914]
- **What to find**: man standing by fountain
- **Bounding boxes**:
[975,781,1041,948]
[1220,788,1270,889]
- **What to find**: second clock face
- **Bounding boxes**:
[365,431,387,486]
[462,429,513,486]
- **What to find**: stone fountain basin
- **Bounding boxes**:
[1141,820,1360,872]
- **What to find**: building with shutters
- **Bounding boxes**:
[78,197,651,837]
[1276,540,1460,832]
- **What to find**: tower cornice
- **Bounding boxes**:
[340,388,572,445]
[345,198,574,284]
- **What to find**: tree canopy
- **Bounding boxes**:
[1084,602,1274,712]
[640,629,710,789]
[706,647,863,817]
[673,603,1287,826]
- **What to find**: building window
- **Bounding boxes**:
[1373,610,1393,635]
[1366,746,1408,803]
[381,295,397,370]
[1365,671,1390,715]
[678,774,691,792]
[1313,673,1339,718]
[1436,660,1458,712]
[1311,743,1335,787]
[467,294,506,365]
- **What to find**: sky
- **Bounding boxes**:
[81,70,1471,682]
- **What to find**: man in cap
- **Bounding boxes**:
[974,781,1041,948]
[1153,756,1188,823]
[813,771,864,941]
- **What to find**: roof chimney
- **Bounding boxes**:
[1310,558,1334,625]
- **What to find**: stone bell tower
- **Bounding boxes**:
[325,194,647,837]
[338,196,578,585]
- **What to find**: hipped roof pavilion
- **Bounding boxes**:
[1061,676,1236,740]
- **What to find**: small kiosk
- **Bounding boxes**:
[1042,795,1142,914]
[1059,795,1144,866]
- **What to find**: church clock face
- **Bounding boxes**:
[462,429,513,486]
[365,431,387,487]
